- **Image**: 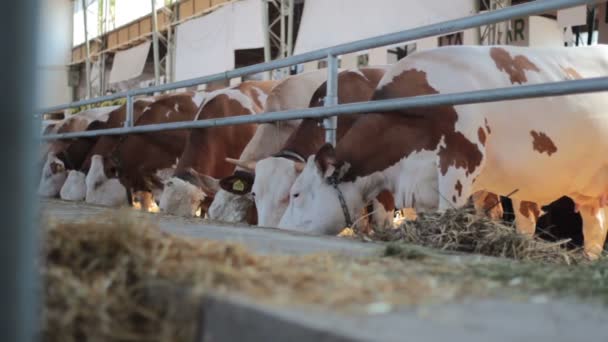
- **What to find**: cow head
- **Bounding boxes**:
[38,153,68,198]
[278,144,380,234]
[85,155,128,207]
[59,170,86,201]
[225,157,304,227]
[158,168,220,217]
[208,170,256,223]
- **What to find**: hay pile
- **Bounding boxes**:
[41,213,471,342]
[42,210,608,342]
[368,208,588,264]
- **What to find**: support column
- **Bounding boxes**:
[323,54,339,146]
[81,0,92,98]
[151,0,161,86]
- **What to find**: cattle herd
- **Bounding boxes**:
[40,45,608,260]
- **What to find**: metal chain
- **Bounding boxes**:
[328,175,353,228]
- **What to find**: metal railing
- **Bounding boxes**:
[41,0,607,145]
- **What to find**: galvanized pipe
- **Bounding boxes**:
[81,0,92,99]
[151,0,161,86]
[3,0,41,340]
[287,0,294,56]
[43,76,608,140]
[40,0,600,114]
[323,54,339,145]
[280,0,286,58]
[262,0,272,80]
[125,94,134,127]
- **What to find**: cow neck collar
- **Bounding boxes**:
[275,149,354,227]
[273,149,306,163]
[327,173,354,228]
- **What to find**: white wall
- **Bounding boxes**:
[529,16,564,47]
[39,0,73,107]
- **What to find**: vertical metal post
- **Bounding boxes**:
[100,52,106,95]
[1,0,41,340]
[166,14,174,84]
[125,94,134,127]
[287,0,294,56]
[151,0,161,86]
[280,0,286,58]
[82,0,92,99]
[324,54,339,146]
[100,0,110,95]
[261,0,272,80]
[587,7,596,46]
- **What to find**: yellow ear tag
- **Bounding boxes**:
[233,180,245,192]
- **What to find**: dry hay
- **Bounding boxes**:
[41,213,481,342]
[357,208,593,265]
[42,210,608,342]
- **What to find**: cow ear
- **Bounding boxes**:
[315,143,338,178]
[219,170,254,195]
[199,174,220,196]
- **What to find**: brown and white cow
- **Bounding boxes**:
[38,106,119,197]
[159,80,278,217]
[38,153,67,197]
[82,91,206,209]
[222,67,391,228]
[60,170,87,201]
[472,191,542,236]
[85,155,128,207]
[58,99,155,203]
[80,98,156,171]
[206,69,330,223]
[279,45,608,259]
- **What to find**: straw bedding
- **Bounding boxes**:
[356,207,595,265]
[42,208,607,342]
[41,213,466,342]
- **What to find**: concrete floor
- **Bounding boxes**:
[42,199,608,342]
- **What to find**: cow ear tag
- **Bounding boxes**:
[233,179,245,192]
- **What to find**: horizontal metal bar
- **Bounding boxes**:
[39,0,600,114]
[42,76,608,140]
[42,91,130,114]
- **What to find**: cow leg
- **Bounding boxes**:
[579,206,607,260]
[126,187,134,206]
[138,191,159,213]
[370,198,394,230]
[472,191,504,221]
[372,190,396,229]
[437,171,475,212]
[512,200,540,237]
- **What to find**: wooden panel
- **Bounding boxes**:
[118,27,130,45]
[108,31,119,50]
[72,47,81,62]
[194,0,211,13]
[89,41,100,55]
[179,0,194,19]
[140,17,152,35]
[211,0,228,7]
[158,11,170,29]
[128,22,140,40]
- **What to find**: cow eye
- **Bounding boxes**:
[293,193,300,198]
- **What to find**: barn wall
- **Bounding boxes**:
[598,3,608,44]
[528,16,564,47]
[39,0,73,107]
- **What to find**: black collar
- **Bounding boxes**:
[327,174,353,228]
[273,150,306,163]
